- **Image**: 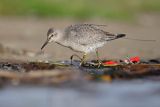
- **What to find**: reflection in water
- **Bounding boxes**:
[0,81,160,107]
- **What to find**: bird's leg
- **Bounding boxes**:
[96,49,102,67]
[80,53,87,66]
[70,54,82,65]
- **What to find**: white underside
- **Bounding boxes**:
[57,39,106,53]
[71,42,106,53]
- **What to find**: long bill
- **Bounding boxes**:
[41,39,49,50]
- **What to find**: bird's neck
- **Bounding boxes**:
[54,29,67,45]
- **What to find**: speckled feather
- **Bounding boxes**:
[44,24,125,53]
[64,24,116,45]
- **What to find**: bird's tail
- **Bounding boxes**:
[116,34,126,39]
[112,33,155,42]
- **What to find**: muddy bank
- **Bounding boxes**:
[0,58,160,86]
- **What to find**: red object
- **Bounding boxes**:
[130,56,140,63]
[103,61,118,65]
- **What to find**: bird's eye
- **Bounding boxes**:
[48,33,57,39]
[47,34,53,39]
[50,34,54,38]
[53,33,57,37]
[53,33,57,36]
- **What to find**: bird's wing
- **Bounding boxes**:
[89,24,107,28]
[64,24,116,45]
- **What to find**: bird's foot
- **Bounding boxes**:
[97,61,102,68]
[79,61,86,66]
[79,60,102,68]
[70,54,82,65]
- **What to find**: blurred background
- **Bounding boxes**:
[0,1,160,107]
[0,0,160,61]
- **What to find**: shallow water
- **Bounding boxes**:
[0,80,160,107]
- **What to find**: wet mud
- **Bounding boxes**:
[0,58,160,86]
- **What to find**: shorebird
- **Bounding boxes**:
[41,24,125,66]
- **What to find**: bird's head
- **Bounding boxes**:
[41,28,60,50]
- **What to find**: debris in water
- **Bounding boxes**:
[0,58,160,86]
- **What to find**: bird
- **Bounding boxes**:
[41,24,126,67]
